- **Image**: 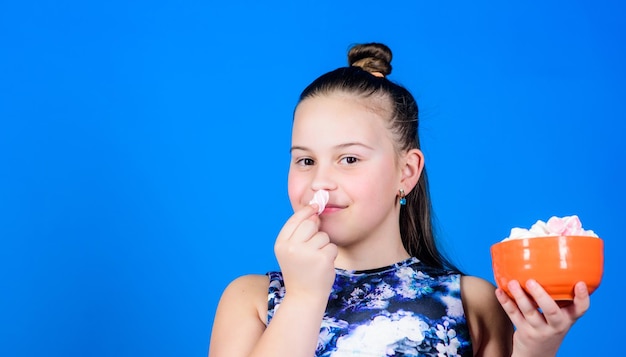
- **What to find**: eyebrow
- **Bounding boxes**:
[290,142,375,153]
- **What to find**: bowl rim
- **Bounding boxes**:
[492,235,602,248]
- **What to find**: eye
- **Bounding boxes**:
[340,156,359,165]
[295,157,315,166]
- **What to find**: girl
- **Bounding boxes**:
[208,43,590,357]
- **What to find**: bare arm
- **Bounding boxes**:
[461,275,514,357]
[209,204,337,357]
[208,274,268,357]
[208,273,330,357]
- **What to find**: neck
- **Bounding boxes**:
[333,237,410,271]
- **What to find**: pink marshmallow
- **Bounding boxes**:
[309,190,329,215]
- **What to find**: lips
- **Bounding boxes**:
[320,203,346,213]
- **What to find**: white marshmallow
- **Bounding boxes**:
[309,190,329,215]
[502,215,598,241]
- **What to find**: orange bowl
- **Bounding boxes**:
[491,236,604,302]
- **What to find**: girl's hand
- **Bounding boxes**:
[496,279,590,357]
[274,204,338,302]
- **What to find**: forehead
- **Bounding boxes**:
[292,94,391,143]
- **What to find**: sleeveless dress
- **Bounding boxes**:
[266,257,473,357]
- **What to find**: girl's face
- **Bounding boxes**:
[288,93,405,248]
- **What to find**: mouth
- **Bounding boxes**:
[321,204,344,214]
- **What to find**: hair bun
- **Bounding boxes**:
[347,43,393,77]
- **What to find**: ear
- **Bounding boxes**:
[400,148,424,194]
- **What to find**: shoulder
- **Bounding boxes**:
[209,274,270,356]
[218,274,270,311]
[460,275,498,304]
[460,275,514,356]
[214,275,270,330]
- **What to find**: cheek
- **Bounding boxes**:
[352,179,388,204]
[352,163,400,201]
[287,168,305,208]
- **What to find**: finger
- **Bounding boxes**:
[567,281,590,319]
[508,280,547,327]
[320,241,338,261]
[525,279,559,310]
[306,233,337,257]
[496,288,533,329]
[495,287,527,328]
[275,204,320,243]
[305,232,328,247]
[524,279,562,324]
[290,220,321,243]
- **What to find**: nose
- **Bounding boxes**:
[310,162,337,191]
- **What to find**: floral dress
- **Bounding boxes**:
[266,257,473,357]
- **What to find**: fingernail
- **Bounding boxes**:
[507,280,520,291]
[526,279,537,289]
[495,289,504,298]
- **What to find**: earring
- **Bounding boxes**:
[398,189,406,206]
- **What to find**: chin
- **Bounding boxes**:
[324,230,358,246]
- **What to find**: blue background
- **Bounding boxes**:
[1,1,624,356]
